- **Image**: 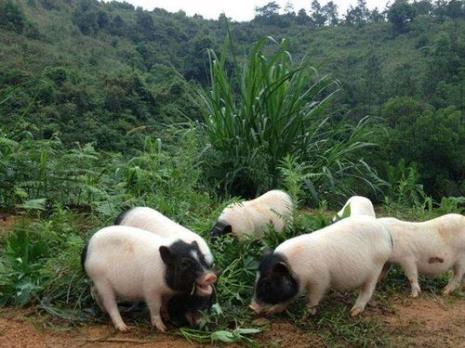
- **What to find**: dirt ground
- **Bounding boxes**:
[1,295,465,348]
[0,213,18,234]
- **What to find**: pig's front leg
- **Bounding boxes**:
[146,293,167,332]
[350,273,379,317]
[94,282,129,332]
[306,281,328,316]
[399,258,421,297]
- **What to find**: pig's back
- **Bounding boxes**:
[120,207,190,238]
[120,207,213,265]
[85,226,167,299]
[277,216,392,290]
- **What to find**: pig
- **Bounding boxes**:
[378,214,465,297]
[81,225,217,332]
[115,207,213,266]
[332,196,376,223]
[114,207,216,326]
[250,216,393,317]
[210,190,293,240]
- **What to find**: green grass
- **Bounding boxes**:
[0,197,459,346]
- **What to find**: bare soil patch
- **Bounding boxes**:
[379,294,465,347]
[2,294,465,347]
[0,213,18,234]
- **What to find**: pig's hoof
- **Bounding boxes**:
[409,290,420,298]
[153,319,167,332]
[116,323,129,332]
[302,307,317,320]
[307,307,318,316]
[350,307,363,317]
[442,287,453,296]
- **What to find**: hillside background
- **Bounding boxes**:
[1,0,465,201]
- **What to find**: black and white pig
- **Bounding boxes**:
[81,225,217,332]
[114,207,216,326]
[250,216,393,317]
[210,190,293,240]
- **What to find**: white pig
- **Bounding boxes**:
[250,216,393,317]
[378,214,465,297]
[81,225,217,332]
[332,196,376,222]
[115,207,213,266]
[211,190,293,240]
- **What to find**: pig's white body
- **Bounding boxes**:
[275,216,392,316]
[333,196,376,222]
[378,214,465,297]
[218,190,293,240]
[84,226,174,332]
[118,207,213,266]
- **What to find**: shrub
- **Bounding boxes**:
[197,36,382,203]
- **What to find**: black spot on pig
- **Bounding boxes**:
[255,253,298,305]
[428,256,444,264]
[168,288,216,327]
[80,242,88,272]
[210,221,232,238]
[159,240,209,293]
[114,208,132,225]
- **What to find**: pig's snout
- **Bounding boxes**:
[198,272,217,286]
[195,272,217,296]
[249,301,262,314]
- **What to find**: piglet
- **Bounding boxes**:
[379,213,465,297]
[114,207,216,326]
[250,216,393,317]
[332,195,376,222]
[210,190,293,240]
[81,225,217,332]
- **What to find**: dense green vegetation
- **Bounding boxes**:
[1,0,465,345]
[1,0,465,198]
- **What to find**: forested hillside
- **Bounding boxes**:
[1,0,465,199]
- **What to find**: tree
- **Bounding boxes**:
[254,1,282,25]
[310,0,326,27]
[136,10,155,40]
[412,0,433,16]
[97,10,109,29]
[0,0,26,33]
[445,0,464,18]
[322,1,338,25]
[363,51,384,114]
[368,8,385,22]
[296,8,310,25]
[255,1,280,17]
[387,0,416,33]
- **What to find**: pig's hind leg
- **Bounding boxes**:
[350,271,380,317]
[443,258,465,295]
[398,258,421,297]
[94,281,128,332]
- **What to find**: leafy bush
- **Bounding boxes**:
[197,36,383,203]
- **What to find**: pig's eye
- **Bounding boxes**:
[180,259,192,269]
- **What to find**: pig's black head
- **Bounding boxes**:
[210,221,232,239]
[160,240,216,295]
[167,287,216,327]
[254,252,298,305]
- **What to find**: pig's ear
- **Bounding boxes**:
[272,261,289,276]
[159,246,174,265]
